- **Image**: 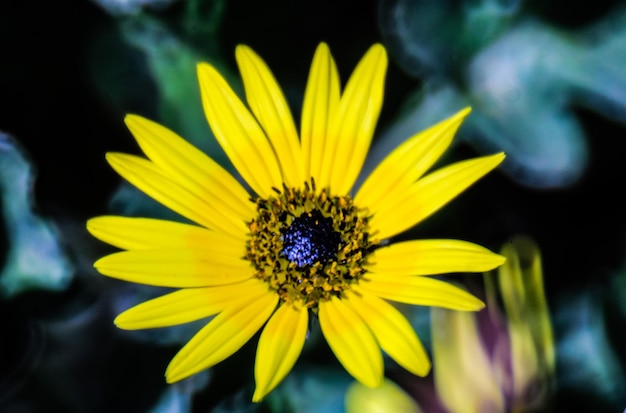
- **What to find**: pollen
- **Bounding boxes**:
[246,180,378,307]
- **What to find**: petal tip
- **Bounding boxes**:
[471,298,486,311]
[444,106,472,127]
[370,43,388,67]
[490,152,507,169]
[407,357,431,377]
[92,256,105,269]
[123,113,141,127]
[251,388,267,403]
[104,151,125,166]
[459,106,472,117]
[317,41,329,50]
[112,313,128,329]
[85,217,99,233]
[495,253,507,267]
[370,43,387,57]
[362,374,384,389]
[196,61,216,79]
[417,360,432,377]
[313,42,332,60]
[235,43,253,58]
[165,363,185,384]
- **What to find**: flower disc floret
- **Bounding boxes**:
[246,180,378,307]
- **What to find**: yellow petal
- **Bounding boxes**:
[115,278,270,330]
[370,152,505,239]
[236,45,303,187]
[94,249,252,287]
[359,274,484,311]
[301,43,340,186]
[318,296,383,387]
[369,239,505,276]
[355,107,471,212]
[106,152,247,238]
[253,302,308,402]
[124,114,255,221]
[165,290,278,383]
[322,44,388,194]
[86,216,244,251]
[347,290,430,377]
[197,62,283,198]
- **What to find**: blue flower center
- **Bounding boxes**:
[281,209,341,267]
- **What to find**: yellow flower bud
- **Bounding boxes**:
[345,378,422,413]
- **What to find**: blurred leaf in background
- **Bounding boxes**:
[375,0,626,189]
[0,132,74,297]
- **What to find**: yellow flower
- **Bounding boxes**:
[87,42,506,402]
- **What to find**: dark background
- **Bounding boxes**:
[2,0,626,411]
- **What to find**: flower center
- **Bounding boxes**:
[245,180,378,308]
[281,210,341,267]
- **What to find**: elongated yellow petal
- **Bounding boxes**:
[301,43,340,185]
[369,239,505,276]
[322,44,387,194]
[94,249,252,287]
[166,291,278,383]
[197,62,282,198]
[87,216,244,252]
[318,296,383,387]
[253,302,308,402]
[347,290,430,377]
[236,45,303,187]
[355,107,470,212]
[370,153,505,239]
[115,278,270,330]
[124,114,255,221]
[359,274,484,311]
[106,153,247,238]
